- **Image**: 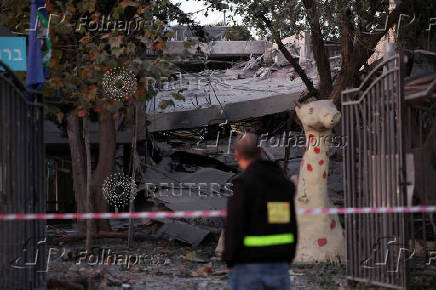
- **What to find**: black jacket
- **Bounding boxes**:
[223,159,298,267]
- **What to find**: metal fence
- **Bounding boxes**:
[404,75,436,284]
[0,61,46,289]
[342,52,408,289]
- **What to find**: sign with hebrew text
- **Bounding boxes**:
[0,37,27,71]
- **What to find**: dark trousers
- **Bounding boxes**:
[228,263,290,290]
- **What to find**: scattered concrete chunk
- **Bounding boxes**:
[181,167,234,184]
[156,220,210,246]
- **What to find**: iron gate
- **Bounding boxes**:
[342,52,409,289]
[0,61,46,289]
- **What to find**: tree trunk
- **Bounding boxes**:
[66,110,115,236]
[427,116,436,165]
[302,0,332,99]
[83,114,94,250]
[90,109,115,232]
[330,7,355,105]
[66,113,87,235]
[128,103,138,248]
[330,0,408,103]
[283,110,296,173]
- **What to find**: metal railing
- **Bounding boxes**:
[342,52,408,289]
[0,61,46,289]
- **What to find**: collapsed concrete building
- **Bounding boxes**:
[44,25,344,245]
[148,29,342,132]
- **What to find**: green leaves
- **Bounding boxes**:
[111,47,125,58]
[171,92,186,101]
[113,5,125,19]
[2,0,194,120]
[126,42,136,55]
[158,99,176,109]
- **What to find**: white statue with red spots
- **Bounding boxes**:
[292,99,345,263]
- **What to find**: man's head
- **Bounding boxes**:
[234,133,262,169]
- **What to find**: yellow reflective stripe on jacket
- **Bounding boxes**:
[243,233,294,247]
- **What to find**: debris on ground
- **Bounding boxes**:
[156,220,210,246]
[46,226,349,289]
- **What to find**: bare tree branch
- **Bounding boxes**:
[257,13,318,99]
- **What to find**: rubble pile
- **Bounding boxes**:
[46,226,347,289]
[150,54,316,114]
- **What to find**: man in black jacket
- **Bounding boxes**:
[223,133,298,290]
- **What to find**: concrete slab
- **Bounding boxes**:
[181,167,234,184]
[149,188,228,211]
[147,92,299,132]
[164,41,272,57]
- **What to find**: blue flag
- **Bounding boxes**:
[26,0,51,92]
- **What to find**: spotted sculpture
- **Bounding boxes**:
[292,99,345,263]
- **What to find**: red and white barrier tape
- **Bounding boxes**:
[0,206,436,221]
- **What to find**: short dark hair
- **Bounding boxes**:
[234,133,261,159]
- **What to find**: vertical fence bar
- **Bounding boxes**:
[0,64,45,289]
